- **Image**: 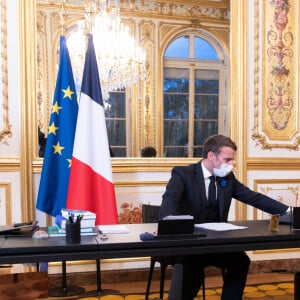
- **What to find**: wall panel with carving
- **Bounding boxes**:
[0,0,20,155]
[249,0,300,156]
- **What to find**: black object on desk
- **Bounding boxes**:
[65,222,81,244]
[157,218,194,236]
[293,207,300,230]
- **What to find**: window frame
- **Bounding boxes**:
[162,32,228,157]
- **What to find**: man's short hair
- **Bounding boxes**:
[141,146,157,157]
[202,135,237,158]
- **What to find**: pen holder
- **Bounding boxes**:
[66,221,81,244]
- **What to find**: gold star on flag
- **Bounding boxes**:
[52,101,62,115]
[48,122,58,135]
[67,158,72,168]
[62,86,74,100]
[53,141,65,155]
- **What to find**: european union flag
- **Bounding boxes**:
[36,35,78,217]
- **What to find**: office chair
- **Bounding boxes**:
[141,204,206,300]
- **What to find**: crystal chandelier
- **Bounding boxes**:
[66,0,148,100]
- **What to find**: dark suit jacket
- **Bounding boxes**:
[160,161,288,223]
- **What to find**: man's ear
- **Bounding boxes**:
[207,151,215,162]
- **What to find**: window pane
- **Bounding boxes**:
[164,68,189,93]
[195,70,219,93]
[110,147,126,157]
[105,91,125,118]
[194,95,219,119]
[164,36,189,58]
[164,120,188,146]
[194,120,218,145]
[194,37,218,60]
[164,94,189,119]
[106,120,126,145]
[104,90,126,157]
[193,147,203,157]
[164,147,188,158]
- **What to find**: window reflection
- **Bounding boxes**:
[194,37,218,59]
[105,89,126,157]
[163,34,225,158]
[164,36,189,58]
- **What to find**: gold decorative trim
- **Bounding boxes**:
[0,0,12,145]
[0,157,20,171]
[230,1,247,221]
[0,182,12,224]
[247,157,300,170]
[19,0,36,222]
[33,158,200,173]
[115,180,168,187]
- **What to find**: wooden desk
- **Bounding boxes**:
[0,220,299,264]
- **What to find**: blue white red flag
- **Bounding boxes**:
[66,34,118,225]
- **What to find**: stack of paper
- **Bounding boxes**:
[195,222,247,231]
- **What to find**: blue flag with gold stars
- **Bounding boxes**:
[36,35,78,217]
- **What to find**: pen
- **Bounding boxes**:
[69,213,74,223]
[76,215,83,224]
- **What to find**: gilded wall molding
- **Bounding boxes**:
[0,157,20,171]
[33,157,200,173]
[247,157,300,170]
[252,0,300,150]
[0,0,12,145]
[140,20,155,150]
[114,180,168,187]
[0,182,12,224]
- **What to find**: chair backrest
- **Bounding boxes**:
[142,204,161,223]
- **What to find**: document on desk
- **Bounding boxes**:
[195,222,248,231]
[98,224,130,234]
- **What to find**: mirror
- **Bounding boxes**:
[35,0,230,159]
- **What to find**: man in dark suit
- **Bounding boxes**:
[160,134,289,300]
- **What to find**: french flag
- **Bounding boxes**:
[66,34,118,225]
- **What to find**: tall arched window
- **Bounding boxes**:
[163,33,228,157]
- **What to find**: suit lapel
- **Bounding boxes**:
[195,162,207,214]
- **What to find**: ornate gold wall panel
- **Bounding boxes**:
[140,20,155,151]
[0,0,12,145]
[252,0,300,149]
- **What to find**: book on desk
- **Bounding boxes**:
[48,225,98,237]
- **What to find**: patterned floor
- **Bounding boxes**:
[74,282,294,300]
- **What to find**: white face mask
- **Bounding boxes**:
[213,163,233,177]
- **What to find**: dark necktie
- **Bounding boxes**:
[208,176,216,204]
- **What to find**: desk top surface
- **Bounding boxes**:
[0,220,300,263]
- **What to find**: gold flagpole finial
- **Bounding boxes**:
[59,0,66,35]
